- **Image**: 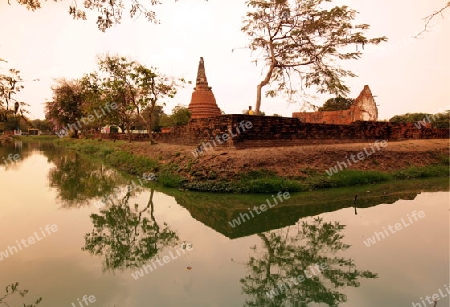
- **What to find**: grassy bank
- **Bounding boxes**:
[52,138,449,194]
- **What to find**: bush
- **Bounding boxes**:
[158,173,186,188]
[393,165,449,180]
[328,170,392,187]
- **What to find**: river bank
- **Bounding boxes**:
[18,136,449,193]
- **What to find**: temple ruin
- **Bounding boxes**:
[187,57,222,119]
[292,85,378,124]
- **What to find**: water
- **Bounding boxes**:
[0,141,449,307]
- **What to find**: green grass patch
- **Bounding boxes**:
[55,138,159,176]
[327,170,392,187]
[393,164,449,180]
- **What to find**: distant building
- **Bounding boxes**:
[292,85,378,124]
[187,57,222,119]
[28,128,39,135]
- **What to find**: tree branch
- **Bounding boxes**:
[415,2,450,38]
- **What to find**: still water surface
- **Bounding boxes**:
[0,141,449,307]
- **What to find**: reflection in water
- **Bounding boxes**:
[5,142,180,273]
[0,282,42,307]
[82,188,179,272]
[46,150,127,208]
[240,217,377,307]
[168,178,449,239]
[0,141,31,171]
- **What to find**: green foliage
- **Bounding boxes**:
[171,105,191,126]
[30,118,54,132]
[239,169,277,180]
[158,173,186,188]
[56,139,159,176]
[242,0,387,113]
[238,177,304,193]
[319,96,355,111]
[107,151,158,175]
[433,112,450,128]
[241,218,377,306]
[389,112,449,128]
[184,170,304,193]
[183,181,238,193]
[55,139,449,194]
[94,55,181,141]
[393,164,449,180]
[82,189,179,271]
[159,105,191,127]
[328,170,392,187]
[389,113,432,123]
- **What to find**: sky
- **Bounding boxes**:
[0,0,449,120]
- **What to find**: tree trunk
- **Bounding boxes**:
[126,123,132,143]
[255,63,275,115]
[137,101,157,145]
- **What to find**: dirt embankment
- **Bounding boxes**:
[121,139,449,180]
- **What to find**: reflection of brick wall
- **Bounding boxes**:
[293,85,378,124]
[154,115,449,149]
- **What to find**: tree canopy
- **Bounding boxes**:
[10,0,207,31]
[45,55,182,141]
[45,79,85,138]
[242,0,387,114]
[389,111,449,129]
[318,97,355,111]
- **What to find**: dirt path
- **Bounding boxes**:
[122,139,449,180]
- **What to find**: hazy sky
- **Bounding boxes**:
[0,0,449,120]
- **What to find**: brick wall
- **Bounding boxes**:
[293,85,379,124]
[153,115,449,149]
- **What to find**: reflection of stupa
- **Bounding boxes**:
[187,57,222,119]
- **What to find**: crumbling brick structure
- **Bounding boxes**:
[155,115,449,149]
[292,85,378,124]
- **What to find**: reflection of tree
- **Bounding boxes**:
[82,188,179,272]
[46,151,126,207]
[0,282,42,307]
[0,141,33,171]
[240,217,377,307]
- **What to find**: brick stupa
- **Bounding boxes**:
[188,57,222,119]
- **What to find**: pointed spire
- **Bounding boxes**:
[195,57,210,89]
[188,57,222,119]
